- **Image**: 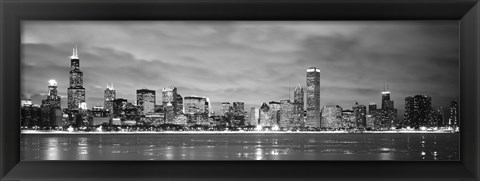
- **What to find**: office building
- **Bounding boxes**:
[67,46,86,111]
[137,89,156,115]
[306,67,320,128]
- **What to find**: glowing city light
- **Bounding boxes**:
[48,79,57,86]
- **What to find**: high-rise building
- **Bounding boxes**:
[368,102,377,114]
[165,101,175,124]
[104,83,116,113]
[448,101,458,127]
[67,46,86,111]
[269,101,281,126]
[259,103,271,127]
[232,102,245,116]
[306,67,321,128]
[279,100,295,129]
[42,80,61,108]
[184,96,207,114]
[137,89,156,115]
[377,86,397,129]
[248,107,258,126]
[353,102,367,128]
[221,102,231,116]
[341,110,356,129]
[162,87,180,114]
[113,98,128,118]
[293,84,304,115]
[175,94,183,114]
[381,86,394,110]
[321,105,343,129]
[404,95,431,129]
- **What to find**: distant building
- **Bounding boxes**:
[342,110,356,129]
[175,94,183,114]
[293,84,304,115]
[366,115,375,129]
[306,67,321,128]
[368,103,377,114]
[42,80,61,108]
[248,107,258,126]
[162,87,183,115]
[165,102,175,124]
[448,101,458,127]
[21,105,41,128]
[269,101,281,126]
[21,99,32,107]
[377,86,398,129]
[67,46,86,111]
[435,106,445,127]
[353,102,367,128]
[404,95,431,129]
[40,80,62,127]
[259,102,271,127]
[232,102,246,126]
[232,102,245,116]
[184,96,207,114]
[137,89,156,115]
[113,98,128,118]
[221,102,231,116]
[279,100,295,129]
[104,83,116,113]
[321,105,343,129]
[184,96,209,124]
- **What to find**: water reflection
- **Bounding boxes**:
[21,133,460,161]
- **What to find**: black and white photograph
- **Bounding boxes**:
[20,21,459,161]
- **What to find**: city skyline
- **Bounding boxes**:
[21,21,459,115]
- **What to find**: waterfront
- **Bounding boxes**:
[21,133,459,161]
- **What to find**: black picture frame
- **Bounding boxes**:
[1,0,479,180]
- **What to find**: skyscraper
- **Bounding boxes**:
[42,80,61,108]
[232,102,245,116]
[448,101,458,127]
[221,102,231,116]
[404,95,431,129]
[259,102,271,127]
[306,67,320,128]
[279,100,295,129]
[378,86,397,129]
[184,96,207,114]
[137,89,156,115]
[67,46,86,110]
[269,101,281,126]
[293,84,304,115]
[175,94,183,114]
[104,83,116,113]
[353,102,367,128]
[248,107,258,126]
[162,87,180,114]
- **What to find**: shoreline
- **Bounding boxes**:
[21,130,457,135]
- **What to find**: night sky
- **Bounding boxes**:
[21,21,459,118]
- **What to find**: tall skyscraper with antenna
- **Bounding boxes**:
[67,46,86,110]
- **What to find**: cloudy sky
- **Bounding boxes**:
[21,21,459,117]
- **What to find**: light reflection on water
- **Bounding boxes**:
[21,133,459,161]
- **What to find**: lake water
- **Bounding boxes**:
[21,133,459,161]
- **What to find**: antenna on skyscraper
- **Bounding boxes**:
[289,86,291,101]
[75,44,78,58]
